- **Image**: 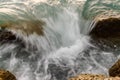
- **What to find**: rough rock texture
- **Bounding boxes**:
[89,18,120,51]
[69,74,105,80]
[0,20,44,36]
[69,74,120,80]
[0,29,24,46]
[0,69,16,80]
[90,18,120,38]
[0,29,16,43]
[69,59,120,80]
[109,59,120,77]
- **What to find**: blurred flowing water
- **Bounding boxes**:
[0,0,119,80]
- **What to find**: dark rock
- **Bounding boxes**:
[109,59,120,77]
[90,18,120,38]
[0,29,16,43]
[89,18,120,50]
[0,29,24,46]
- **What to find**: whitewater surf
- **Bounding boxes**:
[0,0,119,80]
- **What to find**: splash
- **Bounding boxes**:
[0,0,119,80]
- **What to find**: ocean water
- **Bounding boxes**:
[0,0,119,80]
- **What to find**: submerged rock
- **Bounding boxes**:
[0,29,16,43]
[0,69,16,80]
[109,59,120,77]
[48,64,70,80]
[0,29,24,46]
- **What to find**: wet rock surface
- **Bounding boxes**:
[69,74,105,80]
[90,18,120,38]
[109,59,120,77]
[89,18,120,51]
[69,74,120,80]
[69,59,120,80]
[0,69,16,80]
[0,29,16,43]
[0,28,25,47]
[0,20,45,36]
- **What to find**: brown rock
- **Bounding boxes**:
[109,59,120,77]
[104,77,120,80]
[69,74,106,80]
[90,17,120,39]
[0,20,45,36]
[89,18,120,50]
[69,74,120,80]
[0,69,16,80]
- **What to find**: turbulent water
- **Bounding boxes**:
[0,0,119,80]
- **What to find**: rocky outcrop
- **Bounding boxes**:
[69,74,120,80]
[0,20,45,36]
[0,29,16,43]
[89,18,120,50]
[109,59,120,77]
[0,28,25,46]
[0,69,16,80]
[69,74,105,80]
[69,59,120,80]
[90,18,120,39]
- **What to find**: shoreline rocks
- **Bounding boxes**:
[109,59,120,77]
[89,18,120,51]
[0,20,45,36]
[0,69,16,80]
[90,18,120,39]
[69,59,120,80]
[69,74,120,80]
[69,74,105,80]
[0,29,16,43]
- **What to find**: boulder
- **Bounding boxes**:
[69,74,105,80]
[104,77,120,80]
[0,69,16,80]
[0,20,45,36]
[69,74,120,80]
[0,29,16,43]
[109,59,120,77]
[89,18,120,50]
[0,29,24,45]
[90,18,120,39]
